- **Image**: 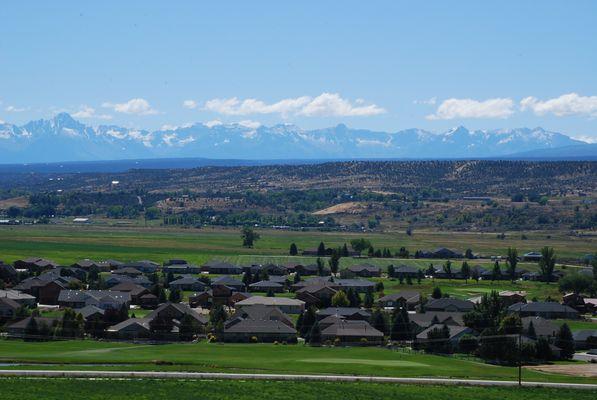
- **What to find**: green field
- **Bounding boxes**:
[0,225,592,265]
[0,340,595,384]
[0,378,594,400]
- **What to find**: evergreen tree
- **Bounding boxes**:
[390,307,411,340]
[555,323,575,360]
[24,317,39,341]
[369,307,387,335]
[328,251,340,276]
[431,287,442,299]
[492,261,501,281]
[406,274,413,285]
[289,243,298,256]
[293,271,301,284]
[539,246,556,282]
[299,307,317,338]
[527,320,537,339]
[317,242,326,256]
[443,260,452,280]
[461,261,471,282]
[266,288,275,297]
[179,314,201,341]
[331,290,350,307]
[309,321,322,345]
[506,247,518,282]
[535,337,553,361]
[168,288,182,303]
[417,269,424,284]
[364,290,374,309]
[316,257,325,276]
[341,243,349,257]
[387,265,395,278]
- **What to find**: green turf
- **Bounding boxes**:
[0,340,595,384]
[0,378,594,400]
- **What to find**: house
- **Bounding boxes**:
[109,282,150,304]
[234,296,305,314]
[112,267,143,277]
[248,280,285,293]
[169,277,206,292]
[416,324,474,344]
[202,261,242,275]
[146,302,208,326]
[287,263,331,276]
[316,307,371,321]
[76,304,105,321]
[106,318,151,339]
[498,291,527,306]
[409,312,465,332]
[562,293,587,313]
[104,274,152,288]
[521,316,558,338]
[0,289,36,307]
[162,264,201,274]
[0,262,18,283]
[321,320,384,345]
[121,260,159,274]
[295,284,338,307]
[425,298,475,313]
[391,265,421,278]
[340,264,381,278]
[335,278,376,293]
[71,259,100,270]
[573,330,597,350]
[231,305,294,328]
[522,252,542,262]
[211,276,245,292]
[189,290,213,308]
[13,257,58,273]
[5,316,60,338]
[223,306,296,343]
[246,264,288,276]
[419,248,463,259]
[584,298,597,314]
[508,302,580,319]
[58,290,131,310]
[14,274,76,305]
[0,297,20,319]
[377,291,421,310]
[139,293,159,309]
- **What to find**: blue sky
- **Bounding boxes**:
[1,1,596,141]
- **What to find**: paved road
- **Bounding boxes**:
[0,369,596,389]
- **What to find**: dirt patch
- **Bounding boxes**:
[312,202,367,215]
[526,363,597,377]
[0,196,29,209]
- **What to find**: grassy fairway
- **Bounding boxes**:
[0,340,595,384]
[0,225,593,265]
[0,378,594,400]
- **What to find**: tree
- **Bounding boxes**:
[266,288,275,297]
[316,257,325,276]
[331,290,350,307]
[558,273,593,295]
[241,226,260,247]
[293,271,301,284]
[431,287,442,299]
[179,314,201,341]
[309,322,322,345]
[289,243,298,256]
[168,288,182,303]
[424,324,451,354]
[465,248,474,259]
[346,288,360,307]
[499,314,522,335]
[24,317,39,341]
[317,242,326,256]
[458,334,478,354]
[328,251,340,276]
[506,247,518,282]
[527,320,537,339]
[555,323,574,360]
[364,290,374,309]
[535,337,553,361]
[387,265,395,278]
[369,308,387,335]
[492,261,501,281]
[461,261,471,282]
[390,307,412,341]
[443,260,452,280]
[341,243,349,257]
[298,307,317,339]
[539,246,556,282]
[349,238,371,255]
[242,271,252,289]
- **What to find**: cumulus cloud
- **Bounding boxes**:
[237,120,261,129]
[5,105,26,112]
[102,98,158,115]
[413,97,437,105]
[426,98,515,120]
[202,93,385,117]
[204,119,223,128]
[520,93,597,118]
[72,105,112,120]
[182,100,198,109]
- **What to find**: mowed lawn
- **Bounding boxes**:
[0,378,594,400]
[0,340,595,384]
[0,225,593,265]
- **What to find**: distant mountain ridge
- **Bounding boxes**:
[0,113,592,163]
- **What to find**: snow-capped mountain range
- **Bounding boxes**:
[0,113,591,163]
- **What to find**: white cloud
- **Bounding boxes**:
[237,120,262,129]
[102,98,158,115]
[182,100,198,109]
[203,93,385,117]
[520,93,597,118]
[5,105,26,112]
[571,135,597,144]
[127,130,154,147]
[426,98,515,120]
[72,105,112,120]
[413,97,437,105]
[204,119,223,128]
